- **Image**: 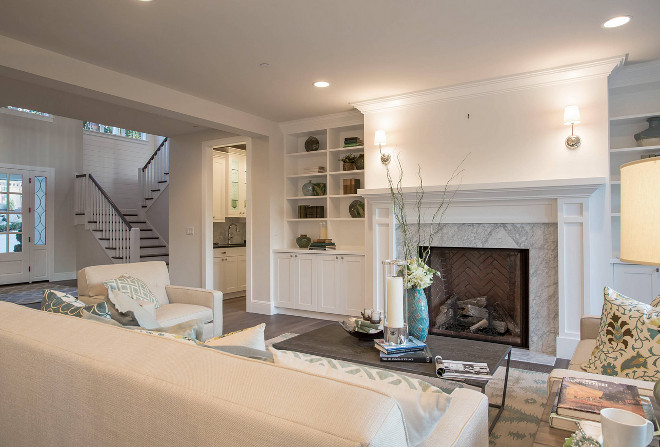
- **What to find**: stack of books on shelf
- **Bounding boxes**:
[302,166,326,174]
[343,137,363,148]
[549,377,656,432]
[343,178,361,194]
[309,239,336,250]
[374,337,432,363]
[297,205,325,219]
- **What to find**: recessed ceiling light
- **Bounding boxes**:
[313,81,330,88]
[259,62,270,68]
[603,16,632,28]
[138,0,154,2]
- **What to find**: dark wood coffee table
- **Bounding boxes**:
[273,323,512,433]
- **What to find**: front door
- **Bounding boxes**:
[0,168,50,284]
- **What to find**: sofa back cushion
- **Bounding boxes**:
[77,261,170,306]
[0,303,408,447]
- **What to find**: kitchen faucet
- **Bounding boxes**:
[227,223,238,245]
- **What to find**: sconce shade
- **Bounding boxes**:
[620,158,660,266]
[374,130,387,146]
[564,105,581,125]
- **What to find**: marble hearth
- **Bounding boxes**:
[361,178,608,358]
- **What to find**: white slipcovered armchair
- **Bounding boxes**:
[77,261,222,340]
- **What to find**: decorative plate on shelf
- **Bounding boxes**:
[348,200,365,218]
[304,136,320,152]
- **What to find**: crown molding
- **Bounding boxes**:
[279,109,363,134]
[351,57,625,114]
[609,59,660,89]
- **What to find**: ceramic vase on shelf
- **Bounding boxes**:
[407,288,429,342]
[634,117,660,147]
[301,181,314,196]
[296,234,311,248]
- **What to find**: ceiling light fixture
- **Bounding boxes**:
[602,16,632,28]
[313,81,330,88]
[259,62,270,68]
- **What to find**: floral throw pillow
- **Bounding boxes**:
[103,274,160,308]
[582,287,660,382]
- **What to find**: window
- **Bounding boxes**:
[1,106,50,117]
[83,122,147,141]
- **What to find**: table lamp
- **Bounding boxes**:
[620,157,660,404]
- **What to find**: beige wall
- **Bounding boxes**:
[0,112,82,277]
[146,186,169,243]
[363,77,610,189]
[168,129,236,287]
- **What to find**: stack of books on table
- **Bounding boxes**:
[309,239,336,250]
[374,337,432,363]
[549,377,656,432]
[343,137,363,147]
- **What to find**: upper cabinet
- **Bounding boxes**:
[227,151,247,218]
[213,154,226,223]
[213,149,247,221]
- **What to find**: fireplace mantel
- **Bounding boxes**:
[359,177,607,202]
[361,176,608,358]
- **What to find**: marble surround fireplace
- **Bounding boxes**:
[360,178,607,358]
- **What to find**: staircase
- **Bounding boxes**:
[74,138,170,265]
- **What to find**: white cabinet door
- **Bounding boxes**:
[223,255,239,294]
[213,257,224,291]
[274,253,296,309]
[612,263,660,304]
[237,254,247,291]
[226,152,247,217]
[342,255,365,316]
[317,254,342,314]
[295,254,317,311]
[212,155,226,222]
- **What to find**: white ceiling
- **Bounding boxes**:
[1,0,659,122]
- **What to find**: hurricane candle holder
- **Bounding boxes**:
[382,259,408,345]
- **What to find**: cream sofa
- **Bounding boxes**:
[0,303,488,447]
[77,261,222,340]
[548,315,655,397]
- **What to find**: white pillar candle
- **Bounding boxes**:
[386,276,404,328]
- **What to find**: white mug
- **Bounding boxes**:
[600,407,654,447]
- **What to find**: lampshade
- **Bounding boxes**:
[564,105,581,125]
[620,158,660,266]
[374,130,387,146]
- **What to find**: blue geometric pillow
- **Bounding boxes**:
[41,289,111,319]
[103,275,160,308]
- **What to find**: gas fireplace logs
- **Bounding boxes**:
[435,295,512,336]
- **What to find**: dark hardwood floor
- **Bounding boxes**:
[223,297,331,340]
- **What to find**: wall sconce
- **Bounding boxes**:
[374,129,390,165]
[564,105,581,149]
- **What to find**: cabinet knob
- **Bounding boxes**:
[336,256,339,260]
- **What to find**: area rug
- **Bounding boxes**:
[267,333,548,447]
[0,283,77,305]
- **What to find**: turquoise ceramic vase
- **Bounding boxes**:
[407,288,429,342]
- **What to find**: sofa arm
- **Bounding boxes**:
[165,285,223,336]
[580,315,601,340]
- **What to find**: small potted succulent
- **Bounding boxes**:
[340,153,359,171]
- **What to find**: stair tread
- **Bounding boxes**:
[140,236,159,240]
[140,254,169,258]
[141,245,167,249]
[151,189,160,192]
[158,181,168,183]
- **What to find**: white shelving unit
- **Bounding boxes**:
[282,118,366,252]
[607,63,660,301]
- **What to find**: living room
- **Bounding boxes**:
[2,2,660,446]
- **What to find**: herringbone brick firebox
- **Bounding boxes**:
[426,246,529,348]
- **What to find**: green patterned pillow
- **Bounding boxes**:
[103,275,160,308]
[582,287,660,382]
[270,348,451,446]
[651,295,660,308]
[41,289,111,319]
[128,328,201,345]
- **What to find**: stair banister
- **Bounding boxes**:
[139,137,169,208]
[74,173,140,263]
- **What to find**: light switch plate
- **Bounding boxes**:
[185,227,194,236]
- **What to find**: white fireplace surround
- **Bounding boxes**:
[360,177,608,359]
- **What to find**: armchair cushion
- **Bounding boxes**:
[580,315,601,340]
[156,303,213,327]
[166,285,222,337]
[583,287,660,382]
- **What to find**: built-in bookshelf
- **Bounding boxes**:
[281,112,366,253]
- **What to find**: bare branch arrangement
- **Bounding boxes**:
[386,155,466,268]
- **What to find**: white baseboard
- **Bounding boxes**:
[556,335,580,359]
[51,272,76,281]
[275,307,350,322]
[247,300,275,315]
